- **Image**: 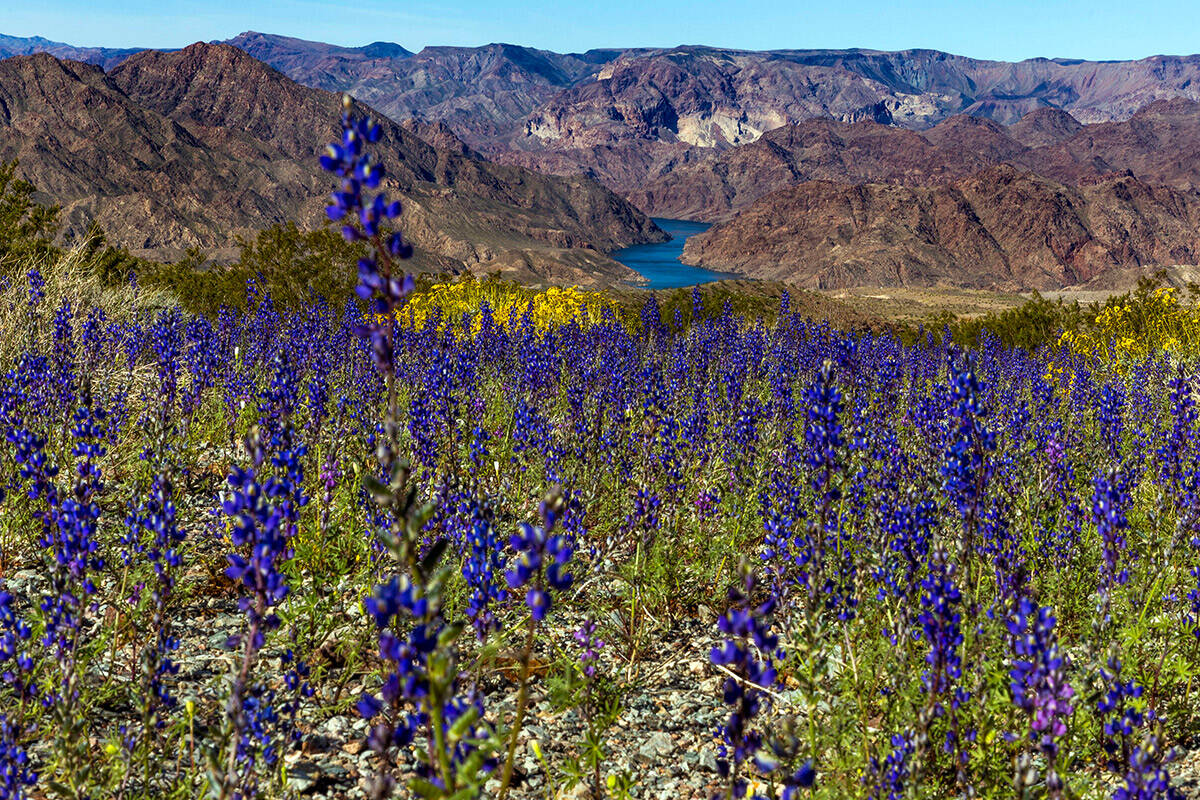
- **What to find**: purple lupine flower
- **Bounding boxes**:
[1098,380,1126,462]
[357,571,495,798]
[710,563,805,798]
[941,350,995,559]
[1093,469,1133,596]
[462,499,505,641]
[801,359,854,617]
[918,547,963,702]
[0,587,35,707]
[125,469,186,735]
[1112,735,1183,800]
[0,714,37,800]
[711,576,774,781]
[574,620,603,679]
[1098,657,1155,776]
[41,401,106,664]
[506,497,574,622]
[218,421,307,798]
[866,733,915,800]
[1007,598,1074,797]
[319,95,413,375]
[916,544,971,783]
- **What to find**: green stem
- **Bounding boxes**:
[498,612,539,800]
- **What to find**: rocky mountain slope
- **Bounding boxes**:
[11,31,1200,207]
[225,33,617,146]
[628,99,1200,220]
[681,165,1200,290]
[0,43,663,283]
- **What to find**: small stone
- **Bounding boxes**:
[699,749,718,772]
[323,716,353,739]
[638,731,675,761]
[342,740,365,755]
[562,782,591,800]
[287,762,319,793]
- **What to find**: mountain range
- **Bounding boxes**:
[8,31,1200,289]
[187,35,1200,193]
[0,40,663,284]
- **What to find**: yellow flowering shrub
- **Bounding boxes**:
[397,275,618,335]
[1059,286,1200,364]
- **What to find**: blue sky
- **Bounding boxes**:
[6,0,1200,61]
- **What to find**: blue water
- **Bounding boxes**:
[613,218,741,289]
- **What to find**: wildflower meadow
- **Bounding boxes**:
[0,98,1198,800]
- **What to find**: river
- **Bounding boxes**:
[612,218,740,289]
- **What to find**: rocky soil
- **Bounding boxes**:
[6,549,1198,799]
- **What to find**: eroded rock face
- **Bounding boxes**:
[682,166,1200,291]
[626,117,993,221]
[627,98,1200,222]
[0,44,664,284]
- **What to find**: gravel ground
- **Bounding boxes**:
[5,562,1199,799]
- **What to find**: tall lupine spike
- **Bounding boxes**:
[214,420,307,800]
[865,732,915,800]
[801,359,855,618]
[319,94,413,377]
[941,348,995,596]
[324,96,498,800]
[710,561,815,799]
[496,489,575,799]
[1093,467,1133,623]
[1006,598,1074,799]
[0,713,37,800]
[1112,731,1184,800]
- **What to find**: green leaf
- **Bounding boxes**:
[447,704,480,741]
[410,777,445,798]
[362,474,394,505]
[422,537,450,574]
[438,621,464,648]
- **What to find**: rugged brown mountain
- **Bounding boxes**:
[681,166,1200,290]
[398,120,481,158]
[0,43,664,284]
[920,115,1029,162]
[211,37,1200,143]
[1020,98,1200,188]
[629,99,1200,220]
[1005,108,1084,148]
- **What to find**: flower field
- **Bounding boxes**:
[0,103,1198,800]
